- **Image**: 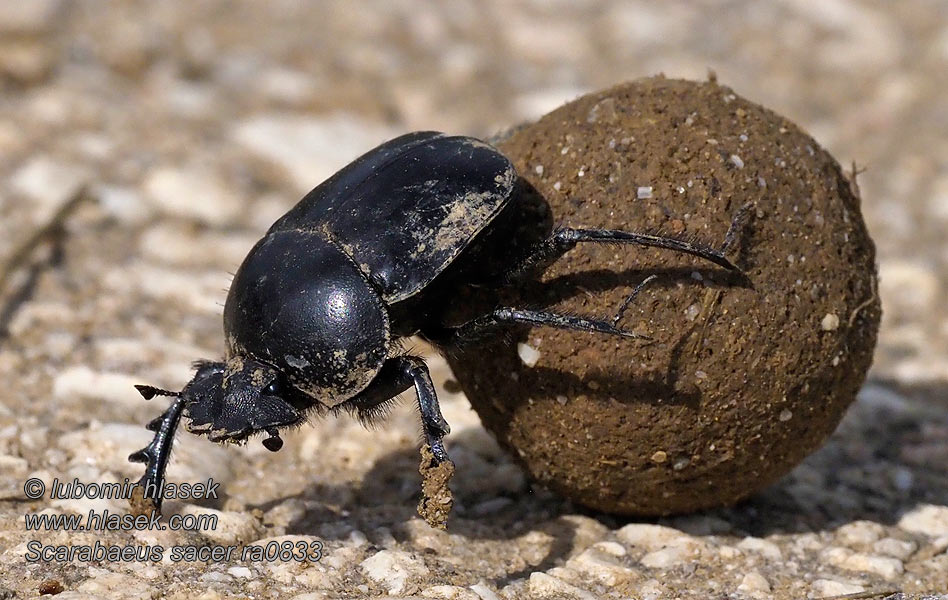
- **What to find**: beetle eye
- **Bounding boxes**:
[263,379,281,396]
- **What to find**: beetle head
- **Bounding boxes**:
[174,357,303,451]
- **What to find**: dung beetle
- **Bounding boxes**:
[130,131,742,511]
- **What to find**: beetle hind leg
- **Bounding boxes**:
[507,203,752,282]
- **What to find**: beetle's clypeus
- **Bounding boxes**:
[130,131,743,513]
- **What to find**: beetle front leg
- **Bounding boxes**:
[128,391,186,514]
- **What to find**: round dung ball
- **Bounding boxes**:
[446,76,881,515]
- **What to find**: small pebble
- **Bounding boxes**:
[737,536,783,561]
[821,313,840,331]
[810,579,864,598]
[517,342,541,367]
[822,546,904,580]
[527,573,597,600]
[737,571,771,594]
[872,537,916,560]
[835,520,885,547]
[360,549,430,594]
[898,504,948,537]
[38,579,63,595]
[566,547,634,585]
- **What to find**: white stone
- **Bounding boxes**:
[835,520,885,546]
[640,545,694,569]
[254,535,333,588]
[878,260,939,312]
[200,571,233,583]
[809,579,864,598]
[76,570,155,600]
[0,454,30,499]
[0,454,28,475]
[566,547,634,585]
[469,583,500,600]
[872,537,916,560]
[737,571,771,594]
[10,156,87,220]
[637,579,669,600]
[138,225,256,267]
[591,541,627,556]
[822,546,904,580]
[737,536,783,561]
[0,0,64,34]
[526,572,597,600]
[260,68,318,105]
[52,366,144,408]
[360,549,429,594]
[227,566,253,578]
[421,585,481,599]
[517,342,541,367]
[95,184,154,225]
[143,165,242,226]
[232,113,395,192]
[171,504,260,546]
[616,523,693,552]
[898,504,948,537]
[102,263,230,314]
[821,313,840,331]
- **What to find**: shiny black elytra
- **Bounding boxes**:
[131,131,741,510]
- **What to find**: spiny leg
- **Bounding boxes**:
[433,307,651,346]
[128,386,185,513]
[343,356,455,529]
[341,356,451,464]
[508,227,737,282]
[507,205,751,283]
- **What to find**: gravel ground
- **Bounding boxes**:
[1,1,947,598]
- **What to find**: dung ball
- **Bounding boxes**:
[446,76,881,515]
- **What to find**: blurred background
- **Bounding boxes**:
[1,1,946,598]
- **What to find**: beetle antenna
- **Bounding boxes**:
[262,427,284,452]
[134,385,180,400]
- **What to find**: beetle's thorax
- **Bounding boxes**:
[223,229,391,408]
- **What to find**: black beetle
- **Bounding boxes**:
[130,131,742,511]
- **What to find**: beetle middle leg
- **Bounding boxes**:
[341,356,452,465]
[428,307,650,347]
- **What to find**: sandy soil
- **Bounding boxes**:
[0,1,946,599]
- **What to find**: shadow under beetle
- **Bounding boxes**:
[131,131,743,511]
